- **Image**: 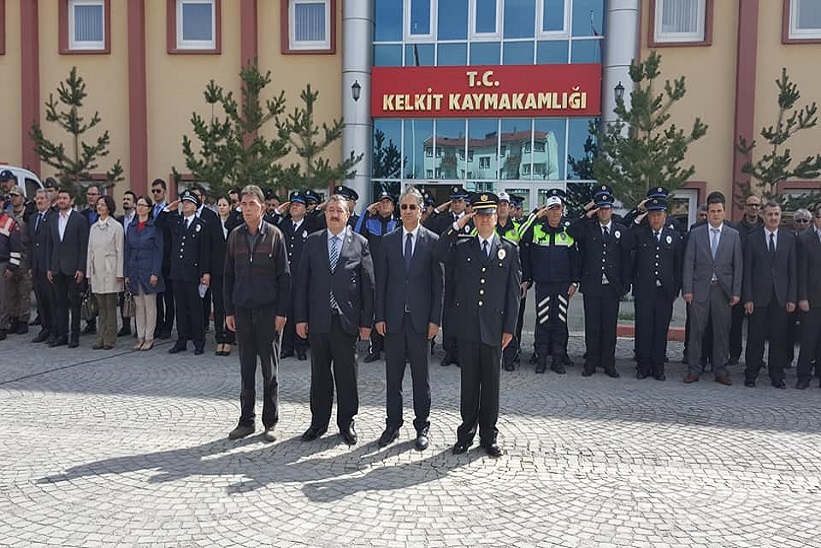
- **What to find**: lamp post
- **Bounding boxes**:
[351,80,361,102]
[614,81,625,102]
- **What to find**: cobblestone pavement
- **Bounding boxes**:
[1,323,820,547]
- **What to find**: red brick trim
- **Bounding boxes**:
[0,0,6,56]
[166,0,222,55]
[780,180,821,190]
[732,0,759,221]
[647,0,713,48]
[21,0,40,173]
[681,180,707,203]
[127,0,148,196]
[240,0,258,66]
[280,0,337,55]
[782,0,821,44]
[59,0,112,55]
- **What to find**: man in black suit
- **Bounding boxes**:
[29,189,57,343]
[156,190,212,355]
[795,204,821,389]
[46,188,89,348]
[439,193,521,458]
[742,202,797,388]
[730,194,765,364]
[630,198,683,381]
[295,194,375,445]
[190,185,219,334]
[567,185,634,378]
[151,178,174,339]
[374,186,444,451]
[277,190,311,360]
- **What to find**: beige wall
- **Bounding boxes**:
[0,0,23,166]
[37,1,130,191]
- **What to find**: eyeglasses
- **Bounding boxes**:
[400,204,419,210]
[795,219,810,224]
[151,189,163,194]
[745,203,761,207]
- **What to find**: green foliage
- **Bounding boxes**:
[372,129,403,179]
[179,60,289,197]
[592,52,707,208]
[276,84,363,192]
[737,67,821,210]
[30,66,124,197]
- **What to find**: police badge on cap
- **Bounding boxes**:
[470,192,499,214]
[180,190,199,205]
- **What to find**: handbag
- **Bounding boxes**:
[80,288,99,321]
[122,291,136,318]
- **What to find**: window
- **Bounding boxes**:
[167,0,221,54]
[60,0,110,53]
[0,0,5,56]
[651,0,712,46]
[785,0,821,42]
[479,156,491,169]
[405,0,434,40]
[470,0,501,39]
[282,0,335,53]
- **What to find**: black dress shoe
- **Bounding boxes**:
[415,430,429,451]
[68,338,79,348]
[581,367,595,377]
[452,440,472,454]
[772,379,786,389]
[280,349,295,358]
[562,355,574,367]
[296,350,307,361]
[301,425,328,442]
[534,362,547,374]
[168,343,187,354]
[378,427,400,448]
[340,424,358,445]
[363,352,380,363]
[30,316,41,326]
[605,368,620,379]
[744,380,755,388]
[796,380,810,390]
[550,360,566,375]
[503,362,515,372]
[636,371,647,380]
[654,373,666,381]
[484,443,503,458]
[49,336,68,347]
[15,323,29,335]
[32,330,50,343]
[194,347,204,355]
[0,330,6,341]
[727,356,740,366]
[440,354,453,367]
[117,326,131,337]
[528,353,539,365]
[158,330,172,340]
[82,324,97,335]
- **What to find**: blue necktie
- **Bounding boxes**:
[404,233,413,270]
[329,236,340,311]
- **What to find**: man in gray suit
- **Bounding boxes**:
[682,192,743,385]
[374,186,444,451]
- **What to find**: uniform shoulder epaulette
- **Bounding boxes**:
[456,233,473,239]
[500,235,518,246]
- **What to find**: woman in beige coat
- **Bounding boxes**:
[87,194,124,349]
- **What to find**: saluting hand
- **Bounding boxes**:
[455,211,475,230]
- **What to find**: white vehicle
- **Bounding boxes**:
[0,165,45,198]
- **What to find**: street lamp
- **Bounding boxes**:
[614,81,625,102]
[351,80,361,102]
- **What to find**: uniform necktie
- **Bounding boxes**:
[769,232,776,258]
[329,236,340,311]
[602,226,609,238]
[654,231,660,242]
[710,228,719,259]
[404,233,413,269]
[482,239,489,257]
[185,218,191,230]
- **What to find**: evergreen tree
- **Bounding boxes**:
[592,52,707,208]
[30,66,123,198]
[372,129,403,179]
[737,68,821,210]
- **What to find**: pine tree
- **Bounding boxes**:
[276,84,363,193]
[372,129,403,179]
[737,68,821,210]
[30,66,123,198]
[592,52,707,208]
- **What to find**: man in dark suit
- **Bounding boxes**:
[567,185,634,378]
[374,187,444,451]
[46,188,90,348]
[295,194,375,446]
[151,178,174,339]
[742,202,797,388]
[439,193,521,458]
[277,191,310,360]
[190,185,219,334]
[682,192,743,385]
[29,189,57,343]
[155,190,212,355]
[795,204,821,389]
[630,198,683,381]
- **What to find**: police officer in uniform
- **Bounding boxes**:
[438,192,521,458]
[334,185,361,230]
[568,185,634,378]
[520,189,579,374]
[156,190,212,355]
[278,190,310,360]
[630,198,683,380]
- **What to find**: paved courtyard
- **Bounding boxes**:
[1,310,821,546]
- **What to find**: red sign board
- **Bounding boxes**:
[371,64,601,118]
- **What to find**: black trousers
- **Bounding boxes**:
[156,264,175,336]
[235,305,280,428]
[33,271,56,336]
[534,282,570,360]
[582,287,620,371]
[456,338,501,445]
[52,272,84,338]
[173,280,204,349]
[745,291,789,383]
[308,315,359,431]
[729,302,745,360]
[797,308,821,383]
[384,315,431,432]
[503,291,527,365]
[635,289,674,377]
[368,331,385,356]
[202,286,212,331]
[441,275,459,359]
[210,275,234,344]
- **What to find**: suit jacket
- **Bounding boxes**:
[567,217,635,296]
[155,211,212,282]
[682,223,743,302]
[294,226,375,336]
[28,209,56,275]
[47,210,89,276]
[797,228,821,308]
[437,228,521,346]
[742,227,797,307]
[375,226,444,335]
[630,223,683,301]
[278,216,310,270]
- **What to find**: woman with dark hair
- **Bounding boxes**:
[213,195,240,355]
[125,195,165,350]
[86,194,124,349]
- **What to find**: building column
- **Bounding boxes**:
[602,0,640,123]
[127,0,148,195]
[341,0,373,209]
[732,0,759,220]
[20,0,40,173]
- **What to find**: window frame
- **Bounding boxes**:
[404,0,436,42]
[536,0,570,39]
[166,0,221,55]
[0,0,5,56]
[281,0,336,54]
[783,0,821,43]
[469,0,502,41]
[59,0,111,55]
[648,0,713,47]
